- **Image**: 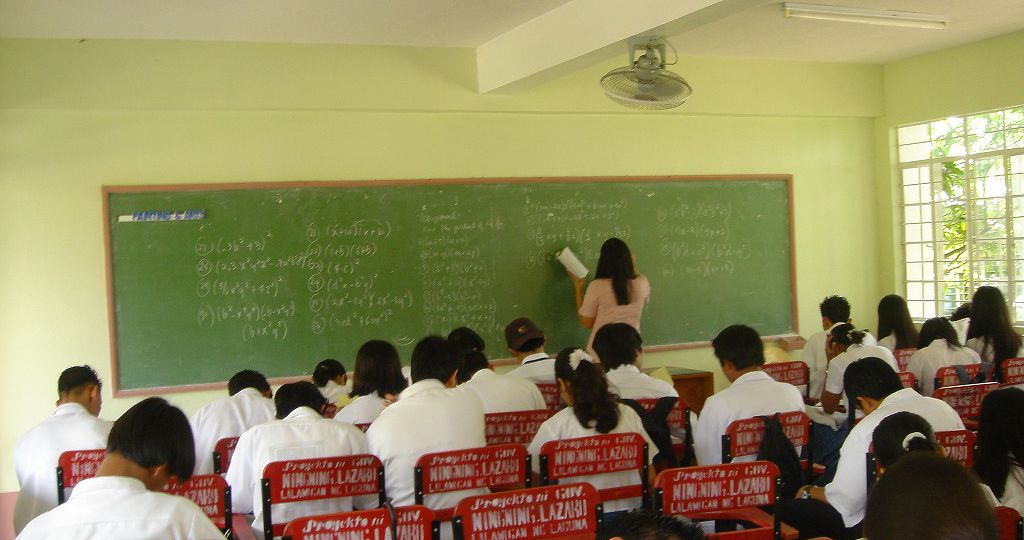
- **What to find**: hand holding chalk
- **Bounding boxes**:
[557,247,588,279]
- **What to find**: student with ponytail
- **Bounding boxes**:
[527,347,656,514]
[312,358,349,405]
[871,411,942,470]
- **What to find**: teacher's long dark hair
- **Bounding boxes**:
[594,237,637,306]
[555,347,619,433]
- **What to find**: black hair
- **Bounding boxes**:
[827,322,867,348]
[819,295,851,325]
[457,350,491,384]
[447,327,486,355]
[966,286,1022,383]
[410,335,462,384]
[974,387,1024,499]
[106,397,195,483]
[951,302,971,321]
[227,369,271,396]
[349,340,408,399]
[57,365,101,396]
[865,453,997,540]
[917,317,962,349]
[555,346,619,434]
[843,357,903,428]
[593,323,643,371]
[274,381,327,419]
[312,358,345,388]
[711,325,765,371]
[871,411,940,469]
[596,509,705,540]
[594,237,638,306]
[877,294,919,349]
[515,337,546,354]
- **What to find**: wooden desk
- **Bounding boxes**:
[665,368,715,415]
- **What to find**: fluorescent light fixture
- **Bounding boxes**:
[782,3,948,29]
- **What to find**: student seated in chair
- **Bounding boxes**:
[13,365,113,534]
[594,323,677,400]
[458,349,546,413]
[18,397,223,540]
[801,296,876,401]
[504,317,556,383]
[189,369,275,474]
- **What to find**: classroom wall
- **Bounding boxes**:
[874,30,1024,292]
[0,39,884,499]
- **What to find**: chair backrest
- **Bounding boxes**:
[414,444,531,521]
[452,483,601,540]
[936,429,977,468]
[762,362,809,396]
[536,383,562,414]
[56,449,105,504]
[212,436,239,474]
[721,411,811,465]
[281,508,390,540]
[933,382,1000,426]
[894,348,917,372]
[395,505,439,540]
[630,397,692,465]
[935,364,983,390]
[654,461,781,539]
[484,410,550,446]
[261,454,385,539]
[1002,358,1024,386]
[995,506,1024,540]
[165,474,232,533]
[898,371,918,391]
[538,432,648,504]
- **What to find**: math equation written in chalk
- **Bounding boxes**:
[118,209,205,223]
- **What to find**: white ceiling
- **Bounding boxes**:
[2,0,1023,91]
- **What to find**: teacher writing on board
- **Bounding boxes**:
[570,237,651,353]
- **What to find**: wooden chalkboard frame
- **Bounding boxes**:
[103,175,799,396]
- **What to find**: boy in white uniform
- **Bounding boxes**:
[226,381,370,539]
[18,397,223,540]
[694,325,805,466]
[367,336,486,512]
[504,317,556,383]
[13,366,113,534]
[458,349,546,413]
[189,369,276,474]
[594,323,677,399]
[785,357,964,540]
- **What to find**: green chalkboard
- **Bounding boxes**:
[105,177,796,391]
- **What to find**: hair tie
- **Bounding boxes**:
[902,432,926,450]
[568,349,591,371]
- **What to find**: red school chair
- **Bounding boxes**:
[536,382,563,415]
[394,506,440,540]
[654,461,784,540]
[1001,358,1024,386]
[165,474,233,537]
[261,454,385,539]
[936,429,976,468]
[894,348,917,372]
[484,409,550,446]
[56,449,105,504]
[630,397,693,465]
[934,364,984,391]
[538,432,649,509]
[721,411,818,480]
[452,482,601,540]
[898,371,918,391]
[762,362,812,403]
[932,382,1000,430]
[996,506,1024,540]
[414,444,531,522]
[213,436,239,475]
[281,508,390,540]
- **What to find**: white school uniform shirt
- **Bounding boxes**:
[965,337,1024,363]
[951,318,971,346]
[13,403,113,534]
[505,352,556,383]
[802,327,876,399]
[225,406,370,539]
[16,476,224,540]
[606,365,678,399]
[527,404,656,513]
[693,370,805,466]
[189,387,276,475]
[999,461,1024,515]
[366,379,487,509]
[877,334,896,353]
[823,344,899,400]
[825,388,964,528]
[460,369,546,413]
[906,339,982,396]
[334,393,389,425]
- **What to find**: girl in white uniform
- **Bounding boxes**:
[975,387,1024,515]
[527,347,655,516]
[966,286,1023,383]
[875,294,918,353]
[906,317,981,396]
[313,358,350,406]
[334,340,407,425]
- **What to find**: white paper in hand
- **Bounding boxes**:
[557,247,588,278]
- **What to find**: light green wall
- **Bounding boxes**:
[0,39,884,492]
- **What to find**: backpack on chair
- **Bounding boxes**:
[756,413,803,501]
[620,397,679,469]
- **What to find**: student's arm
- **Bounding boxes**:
[819,390,843,415]
[691,399,723,466]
